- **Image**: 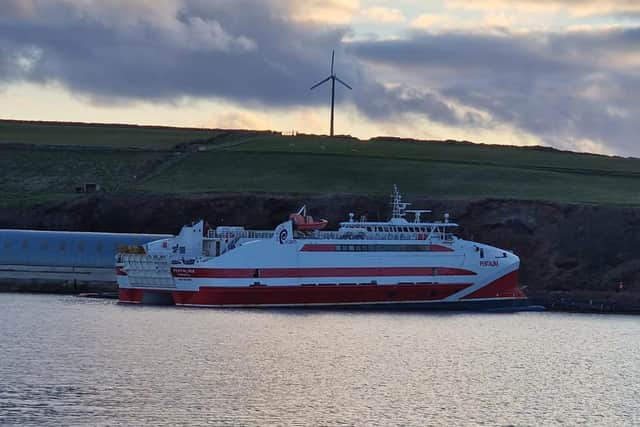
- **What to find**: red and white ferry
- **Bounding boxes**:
[116,187,540,311]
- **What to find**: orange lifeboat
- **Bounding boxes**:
[290,206,328,231]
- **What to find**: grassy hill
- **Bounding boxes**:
[0,120,220,149]
[2,119,640,206]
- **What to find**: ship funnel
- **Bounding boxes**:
[273,220,293,244]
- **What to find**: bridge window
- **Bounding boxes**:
[337,244,437,252]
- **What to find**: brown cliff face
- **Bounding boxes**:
[2,193,639,298]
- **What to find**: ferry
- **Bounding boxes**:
[116,187,541,311]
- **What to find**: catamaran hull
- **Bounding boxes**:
[118,270,539,311]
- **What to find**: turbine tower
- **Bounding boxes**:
[310,50,352,137]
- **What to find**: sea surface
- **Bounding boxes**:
[0,294,638,426]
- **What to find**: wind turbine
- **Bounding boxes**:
[310,50,352,137]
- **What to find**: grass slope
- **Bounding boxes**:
[1,146,166,206]
[2,120,640,206]
[0,120,219,149]
[139,150,640,204]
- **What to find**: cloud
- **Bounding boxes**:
[445,0,640,17]
[361,6,406,23]
[0,0,476,130]
[411,12,515,32]
[411,14,466,30]
[438,1,640,32]
[0,0,344,105]
[348,26,640,155]
[179,17,257,52]
[288,0,360,24]
[207,110,270,130]
[0,0,639,155]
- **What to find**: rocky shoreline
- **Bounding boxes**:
[2,192,639,313]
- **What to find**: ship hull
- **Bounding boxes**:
[118,270,539,311]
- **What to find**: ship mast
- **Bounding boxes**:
[390,185,410,221]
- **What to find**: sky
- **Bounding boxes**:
[1,0,639,156]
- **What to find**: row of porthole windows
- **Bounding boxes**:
[336,244,436,252]
[1,239,117,253]
[353,226,432,233]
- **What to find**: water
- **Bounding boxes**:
[0,294,638,426]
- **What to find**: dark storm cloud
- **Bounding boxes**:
[1,1,638,154]
[0,0,465,127]
[0,0,338,104]
[348,28,640,154]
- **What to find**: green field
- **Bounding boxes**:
[138,150,640,204]
[0,121,219,149]
[0,145,168,206]
[2,120,640,206]
[226,134,640,176]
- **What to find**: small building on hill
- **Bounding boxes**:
[75,182,101,193]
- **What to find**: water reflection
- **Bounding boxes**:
[0,294,638,426]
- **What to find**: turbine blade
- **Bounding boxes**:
[331,50,335,75]
[310,76,331,90]
[335,76,352,90]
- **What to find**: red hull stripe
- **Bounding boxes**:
[300,244,337,251]
[118,288,144,303]
[171,283,471,306]
[171,266,476,278]
[426,245,454,252]
[462,271,524,299]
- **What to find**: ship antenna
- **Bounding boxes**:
[391,185,403,219]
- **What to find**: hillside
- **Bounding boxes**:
[2,119,640,206]
[2,120,640,309]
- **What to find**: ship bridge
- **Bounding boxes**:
[335,185,457,241]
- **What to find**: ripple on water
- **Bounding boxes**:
[0,294,639,426]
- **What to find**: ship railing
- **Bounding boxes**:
[244,230,274,239]
[207,230,274,240]
[206,229,452,242]
[302,230,454,241]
